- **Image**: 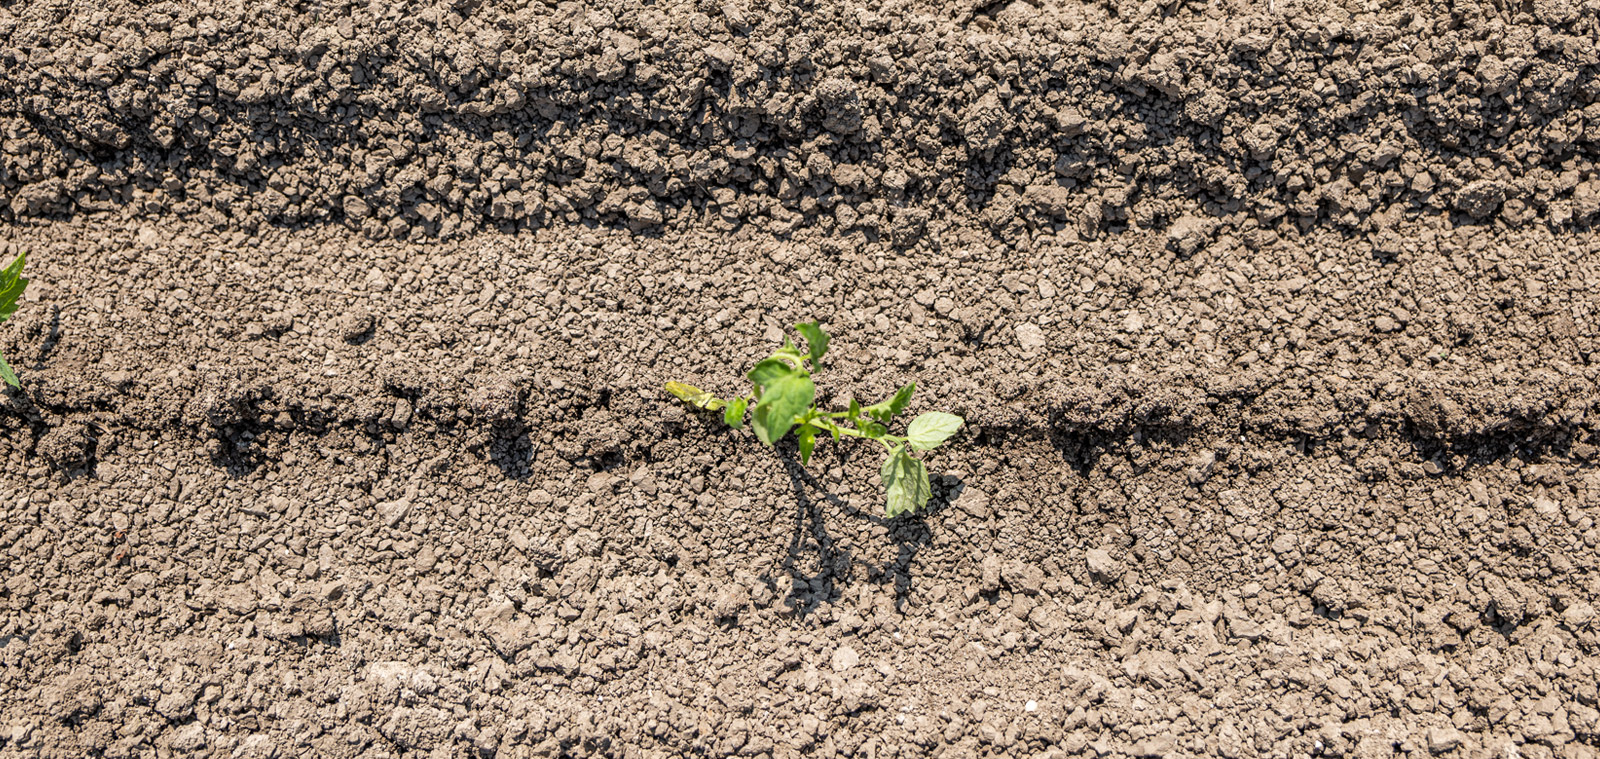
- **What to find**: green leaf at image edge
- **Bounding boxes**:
[751,372,814,446]
[907,411,963,451]
[0,253,26,323]
[881,446,932,518]
[2,253,28,387]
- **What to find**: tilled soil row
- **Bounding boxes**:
[1,216,1596,472]
[4,0,1600,242]
[1,216,1598,757]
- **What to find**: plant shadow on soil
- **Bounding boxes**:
[487,424,537,481]
[1401,425,1580,474]
[772,448,960,618]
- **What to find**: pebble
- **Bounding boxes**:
[1015,323,1046,352]
[1086,548,1124,581]
[830,646,859,673]
[1427,726,1464,753]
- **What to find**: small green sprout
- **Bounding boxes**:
[667,322,962,518]
[0,254,26,388]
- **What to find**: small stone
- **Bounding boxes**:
[713,585,749,619]
[469,380,521,425]
[980,555,1004,594]
[830,645,860,672]
[1131,735,1174,757]
[1454,180,1507,220]
[1015,323,1046,352]
[168,723,206,752]
[1166,215,1210,255]
[954,488,992,519]
[1002,561,1045,595]
[1562,602,1594,627]
[1054,107,1086,135]
[154,689,195,720]
[1086,548,1123,581]
[377,498,412,528]
[1187,450,1217,484]
[1227,617,1265,640]
[1427,726,1464,753]
[337,307,375,342]
[343,195,370,219]
[234,733,278,759]
[414,545,437,572]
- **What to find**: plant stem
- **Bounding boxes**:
[804,416,902,451]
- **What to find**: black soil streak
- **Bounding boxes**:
[4,0,1600,757]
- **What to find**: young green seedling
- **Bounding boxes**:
[0,254,26,388]
[667,322,962,518]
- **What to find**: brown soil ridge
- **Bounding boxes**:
[5,0,1600,240]
[2,218,1596,473]
[2,214,1598,757]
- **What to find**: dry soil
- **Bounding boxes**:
[2,0,1600,758]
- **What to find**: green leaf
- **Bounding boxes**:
[885,382,916,415]
[746,358,797,388]
[847,398,861,419]
[724,397,748,429]
[0,253,25,324]
[880,446,932,518]
[795,322,829,370]
[906,412,963,451]
[665,381,726,411]
[0,253,23,388]
[797,424,817,465]
[750,372,814,446]
[866,381,916,423]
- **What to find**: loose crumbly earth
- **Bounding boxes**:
[3,0,1600,758]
